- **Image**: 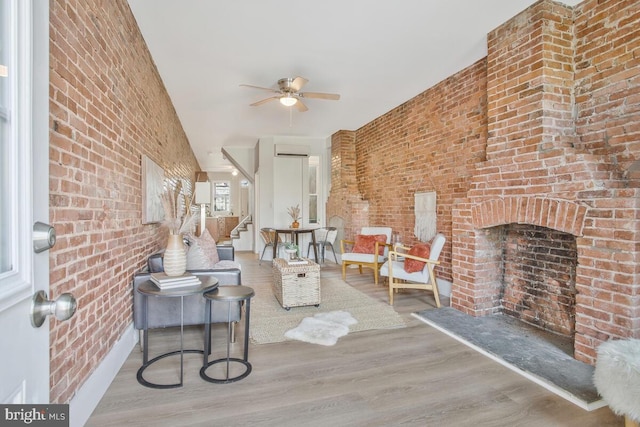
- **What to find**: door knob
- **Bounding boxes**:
[30,290,77,328]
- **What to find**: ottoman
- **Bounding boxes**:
[272,258,321,309]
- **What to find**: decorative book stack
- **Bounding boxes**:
[286,257,308,265]
[150,272,201,290]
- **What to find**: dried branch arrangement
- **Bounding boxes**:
[161,180,198,235]
[287,204,301,222]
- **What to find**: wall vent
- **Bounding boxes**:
[274,144,309,157]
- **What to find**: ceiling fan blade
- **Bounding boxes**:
[240,84,279,93]
[295,99,308,112]
[290,76,309,92]
[250,96,279,107]
[299,91,340,100]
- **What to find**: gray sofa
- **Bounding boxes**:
[133,245,242,344]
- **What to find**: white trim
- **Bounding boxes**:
[69,322,138,427]
[0,0,32,311]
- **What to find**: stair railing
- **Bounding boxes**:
[231,214,252,238]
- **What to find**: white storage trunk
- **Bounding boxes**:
[272,258,321,309]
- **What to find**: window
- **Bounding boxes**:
[308,156,319,224]
[213,181,230,212]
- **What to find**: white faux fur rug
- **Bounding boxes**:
[250,277,405,345]
[594,338,640,422]
[284,311,358,346]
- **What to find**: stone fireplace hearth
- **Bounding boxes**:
[415,306,605,410]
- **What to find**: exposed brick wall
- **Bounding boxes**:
[327,60,488,284]
[571,0,640,361]
[486,0,577,156]
[330,0,639,365]
[326,130,369,242]
[49,0,200,403]
[574,0,640,169]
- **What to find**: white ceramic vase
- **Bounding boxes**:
[164,233,187,276]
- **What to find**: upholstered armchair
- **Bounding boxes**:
[340,227,392,285]
[379,233,446,306]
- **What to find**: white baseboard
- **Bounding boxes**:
[69,322,137,427]
[436,278,452,297]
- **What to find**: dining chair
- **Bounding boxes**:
[259,228,284,265]
[306,227,338,263]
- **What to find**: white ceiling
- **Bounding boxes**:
[127,0,582,172]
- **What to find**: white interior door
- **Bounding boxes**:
[273,156,305,228]
[0,0,51,404]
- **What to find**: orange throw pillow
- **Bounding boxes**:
[352,234,387,255]
[404,243,431,273]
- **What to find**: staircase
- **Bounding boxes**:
[231,215,253,251]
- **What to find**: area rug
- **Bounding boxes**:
[284,311,358,346]
[250,277,405,344]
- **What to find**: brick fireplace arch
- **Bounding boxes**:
[471,197,588,236]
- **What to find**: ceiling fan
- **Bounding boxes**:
[240,76,340,112]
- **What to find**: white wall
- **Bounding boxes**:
[255,136,331,258]
[223,145,255,180]
[273,156,306,227]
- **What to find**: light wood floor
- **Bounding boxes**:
[87,252,621,426]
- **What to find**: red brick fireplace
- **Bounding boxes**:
[327,0,639,367]
[451,0,640,365]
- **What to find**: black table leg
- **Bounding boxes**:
[311,230,318,263]
[137,295,202,389]
[273,231,279,259]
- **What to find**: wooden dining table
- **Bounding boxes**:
[272,227,320,263]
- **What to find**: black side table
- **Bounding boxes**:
[136,276,218,389]
[201,285,255,383]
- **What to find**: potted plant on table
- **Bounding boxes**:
[287,204,301,229]
[283,242,299,260]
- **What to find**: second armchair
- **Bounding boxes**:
[340,227,392,285]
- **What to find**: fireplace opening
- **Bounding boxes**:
[499,224,577,340]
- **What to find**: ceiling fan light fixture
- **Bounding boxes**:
[279,95,297,107]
